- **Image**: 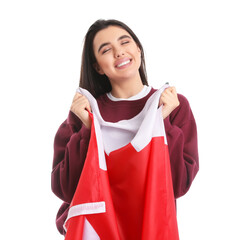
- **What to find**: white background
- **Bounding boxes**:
[1,0,245,239]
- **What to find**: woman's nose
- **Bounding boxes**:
[114,47,125,58]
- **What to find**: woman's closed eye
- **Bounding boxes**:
[101,41,130,54]
[102,48,111,54]
[121,41,130,45]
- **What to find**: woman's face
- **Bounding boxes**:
[93,26,142,84]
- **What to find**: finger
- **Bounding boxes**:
[169,86,175,91]
[77,97,92,112]
[170,87,177,96]
[85,104,92,113]
[71,95,86,107]
[83,98,92,112]
[162,88,172,96]
[164,87,177,97]
[73,92,83,101]
[73,95,88,105]
[159,94,168,105]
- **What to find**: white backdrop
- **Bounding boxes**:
[1,0,245,239]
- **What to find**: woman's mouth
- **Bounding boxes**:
[115,59,132,69]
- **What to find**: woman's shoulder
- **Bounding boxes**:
[170,93,194,125]
[177,93,190,108]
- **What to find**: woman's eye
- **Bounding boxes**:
[122,41,129,45]
[102,48,111,54]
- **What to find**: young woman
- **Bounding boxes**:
[51,19,199,237]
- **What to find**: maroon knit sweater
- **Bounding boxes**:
[51,88,199,235]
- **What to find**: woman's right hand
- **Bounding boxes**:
[70,93,92,129]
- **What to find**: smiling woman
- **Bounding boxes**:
[51,19,199,240]
[79,19,148,98]
[93,26,142,97]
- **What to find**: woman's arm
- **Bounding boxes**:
[164,94,199,198]
[51,111,91,203]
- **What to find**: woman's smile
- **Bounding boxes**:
[115,58,132,69]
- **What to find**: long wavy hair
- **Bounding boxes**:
[79,19,148,98]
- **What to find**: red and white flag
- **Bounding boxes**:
[64,84,179,240]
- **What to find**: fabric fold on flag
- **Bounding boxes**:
[64,84,179,240]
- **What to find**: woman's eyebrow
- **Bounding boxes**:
[118,35,131,41]
[98,35,132,53]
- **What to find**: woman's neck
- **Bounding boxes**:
[110,75,144,99]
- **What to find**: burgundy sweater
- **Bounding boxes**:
[51,88,199,235]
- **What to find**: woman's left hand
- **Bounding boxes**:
[159,86,180,119]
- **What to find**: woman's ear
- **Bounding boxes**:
[93,63,104,75]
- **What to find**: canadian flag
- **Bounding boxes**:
[64,84,179,240]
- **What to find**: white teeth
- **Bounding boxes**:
[117,60,130,68]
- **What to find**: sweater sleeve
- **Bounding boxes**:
[51,111,91,203]
[164,94,199,199]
